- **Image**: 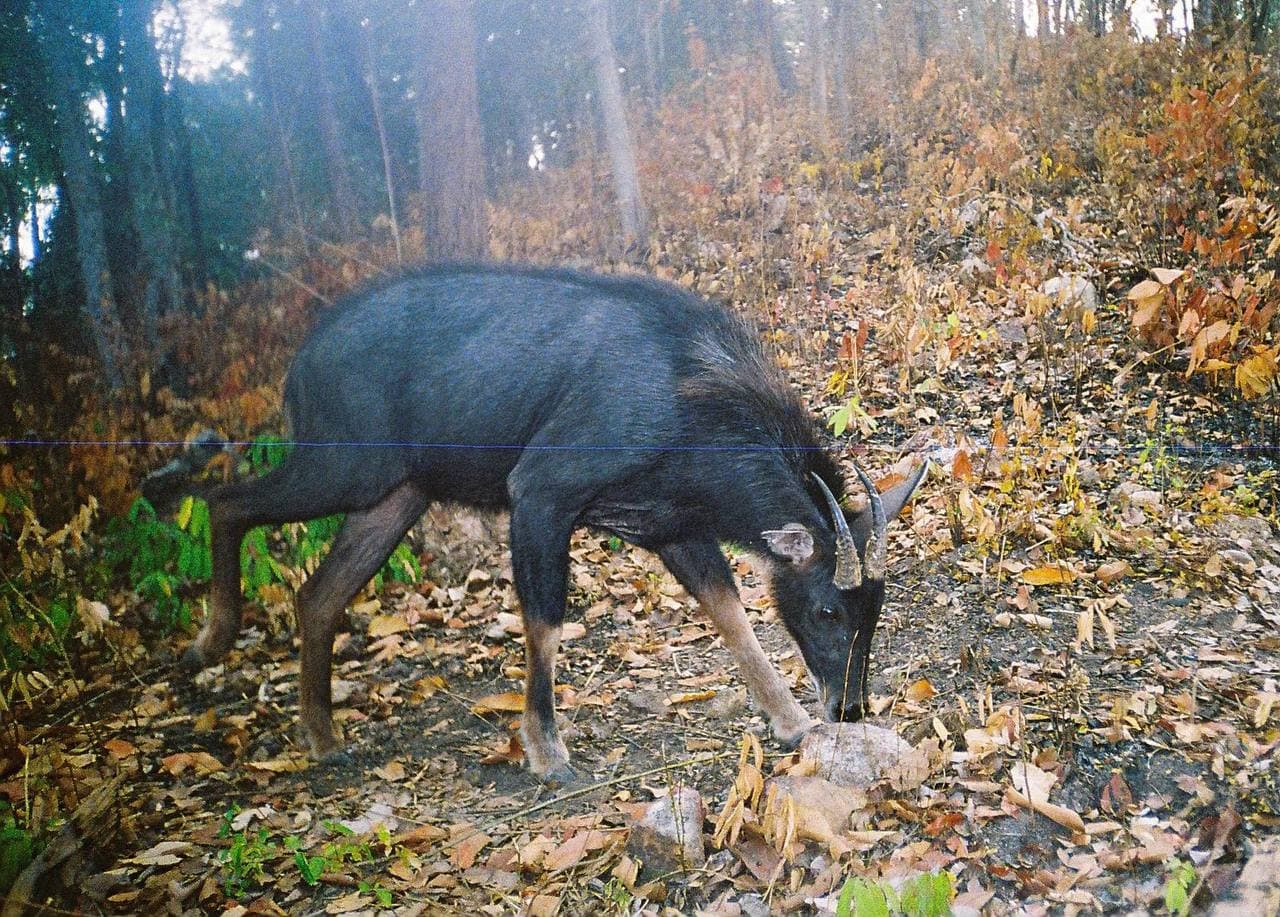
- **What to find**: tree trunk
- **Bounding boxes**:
[3,174,21,270]
[586,0,648,253]
[307,2,359,242]
[252,4,309,255]
[359,25,403,263]
[167,79,209,293]
[40,6,122,388]
[831,0,853,133]
[639,4,662,109]
[29,190,41,265]
[753,0,796,94]
[415,0,488,261]
[914,0,933,57]
[806,0,830,130]
[120,0,182,341]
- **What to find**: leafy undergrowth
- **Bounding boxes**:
[3,37,1280,917]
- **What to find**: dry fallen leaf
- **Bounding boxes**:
[122,840,193,866]
[450,829,492,869]
[374,760,406,781]
[1022,565,1077,586]
[666,689,716,706]
[160,751,225,777]
[471,691,525,714]
[245,754,311,773]
[1007,761,1085,834]
[103,738,136,759]
[904,678,937,702]
[368,613,410,637]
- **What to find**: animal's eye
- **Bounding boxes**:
[820,606,837,620]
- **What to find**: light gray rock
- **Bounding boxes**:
[626,787,706,874]
[798,722,912,787]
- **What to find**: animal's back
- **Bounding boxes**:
[281,264,762,507]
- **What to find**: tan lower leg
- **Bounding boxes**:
[520,620,571,776]
[699,586,814,742]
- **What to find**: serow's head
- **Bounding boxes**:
[764,461,928,723]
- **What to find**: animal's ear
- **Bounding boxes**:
[762,523,815,565]
[848,460,930,547]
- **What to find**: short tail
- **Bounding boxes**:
[140,430,231,514]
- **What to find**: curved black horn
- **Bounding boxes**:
[811,473,861,589]
[852,464,888,580]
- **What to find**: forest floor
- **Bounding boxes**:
[7,265,1279,916]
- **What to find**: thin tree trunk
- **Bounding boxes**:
[754,0,796,94]
[640,4,662,109]
[252,5,308,256]
[307,2,359,242]
[415,0,488,260]
[40,6,122,388]
[806,0,830,131]
[167,79,209,292]
[587,0,649,252]
[3,176,20,269]
[29,190,40,264]
[831,0,853,132]
[121,0,182,342]
[154,1,208,293]
[360,28,403,263]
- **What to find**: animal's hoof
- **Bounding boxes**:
[773,719,818,751]
[538,762,579,788]
[179,644,206,674]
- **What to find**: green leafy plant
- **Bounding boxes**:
[358,879,394,907]
[602,876,633,913]
[104,496,210,629]
[284,834,328,885]
[218,827,277,898]
[1163,859,1196,917]
[835,871,956,917]
[0,804,36,896]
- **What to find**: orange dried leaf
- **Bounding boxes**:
[471,692,526,714]
[368,613,410,637]
[103,738,136,760]
[1022,565,1076,586]
[1127,279,1164,300]
[904,678,938,702]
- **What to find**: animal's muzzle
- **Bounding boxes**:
[826,696,867,723]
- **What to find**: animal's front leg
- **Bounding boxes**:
[660,539,815,747]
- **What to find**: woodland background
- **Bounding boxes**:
[1,0,1280,914]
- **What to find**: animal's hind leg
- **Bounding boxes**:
[184,454,371,672]
[507,498,576,785]
[294,482,428,759]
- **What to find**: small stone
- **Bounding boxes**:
[798,721,912,787]
[996,320,1028,344]
[625,787,706,874]
[959,255,994,287]
[331,679,358,705]
[766,775,867,841]
[1218,549,1258,576]
[1041,274,1098,319]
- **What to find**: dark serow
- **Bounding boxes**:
[153,264,928,784]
